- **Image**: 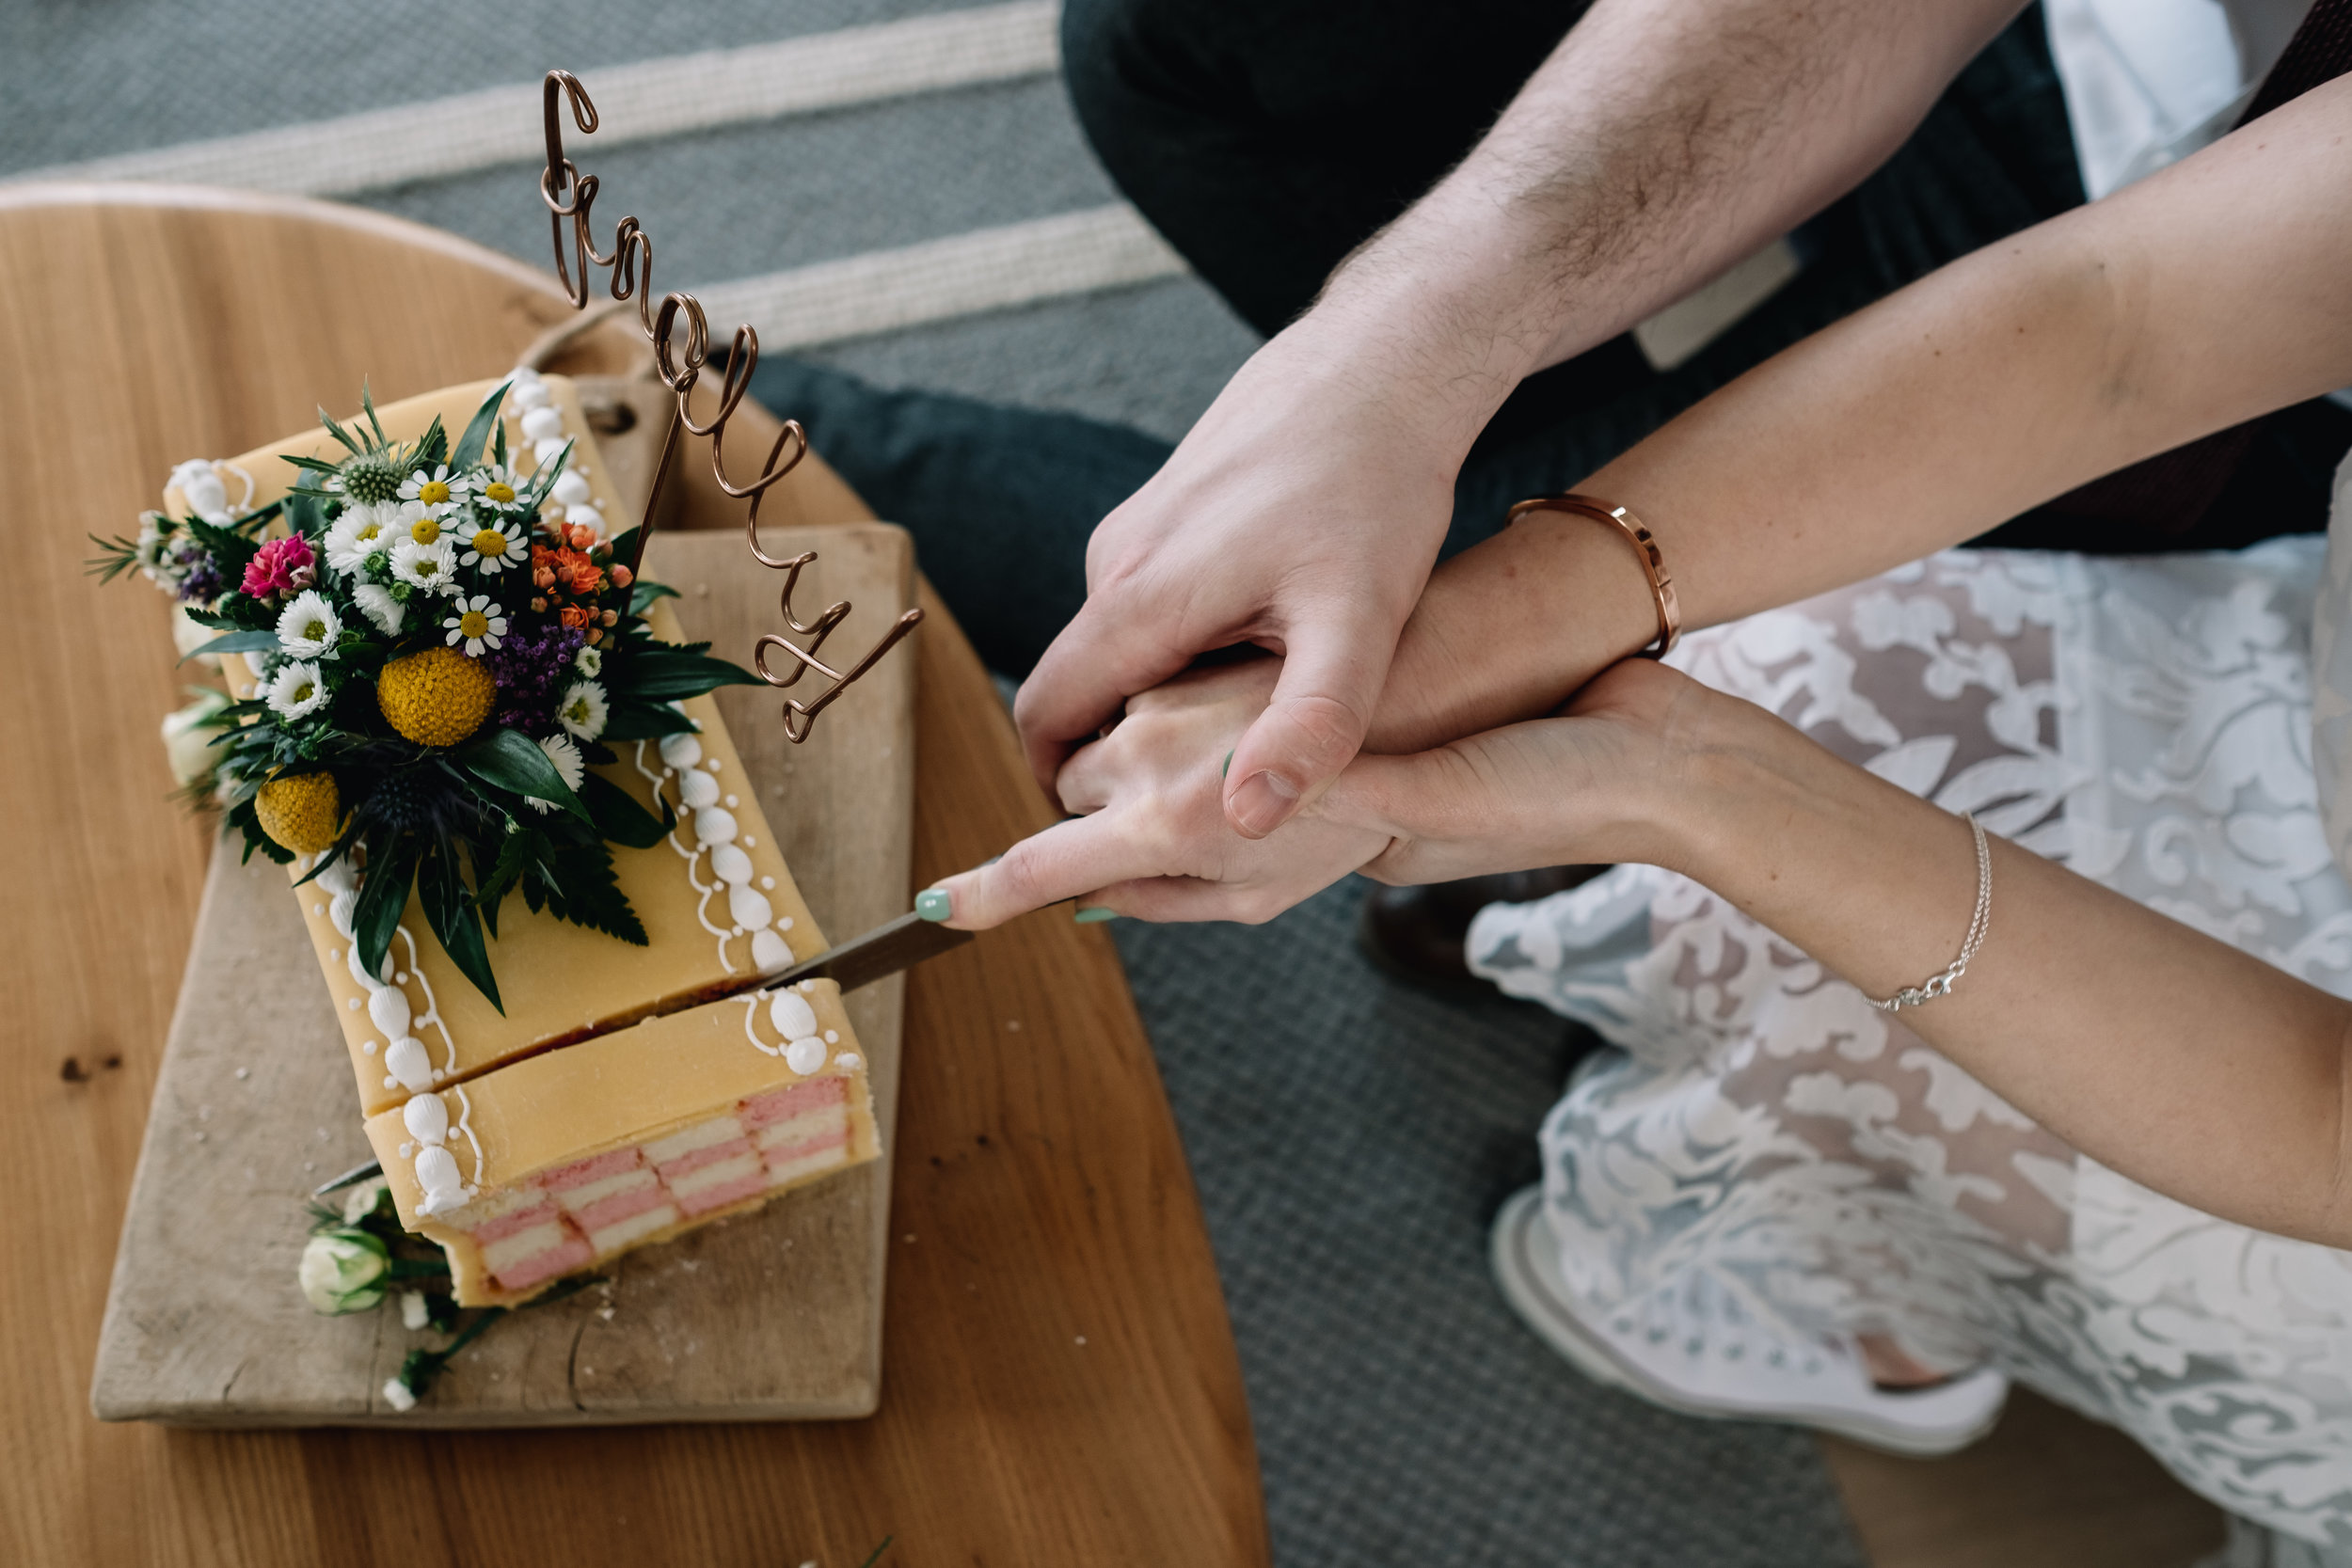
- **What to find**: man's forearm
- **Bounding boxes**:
[1303,0,2027,461]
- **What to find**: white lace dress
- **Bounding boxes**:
[1470,463,2352,1560]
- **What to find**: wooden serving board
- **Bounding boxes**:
[89,524,917,1427]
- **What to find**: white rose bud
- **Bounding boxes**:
[170,605,218,663]
[298,1227,390,1315]
[159,690,230,787]
[341,1177,392,1225]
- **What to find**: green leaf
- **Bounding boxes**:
[317,406,361,454]
[537,838,647,946]
[419,838,502,1013]
[628,578,680,614]
[453,382,510,471]
[279,453,344,478]
[600,697,698,741]
[522,440,573,510]
[352,832,421,982]
[285,487,325,538]
[474,825,542,937]
[183,629,280,664]
[621,651,762,701]
[360,381,389,449]
[580,772,674,849]
[453,729,591,823]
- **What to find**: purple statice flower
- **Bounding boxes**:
[176,556,226,604]
[170,537,225,604]
[486,617,587,736]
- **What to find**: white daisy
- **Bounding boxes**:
[525,733,584,814]
[396,463,469,514]
[442,594,508,657]
[324,501,397,573]
[458,517,526,573]
[265,659,328,721]
[472,463,527,510]
[394,499,447,549]
[555,678,609,742]
[350,583,405,637]
[573,643,603,677]
[276,590,342,658]
[389,536,459,596]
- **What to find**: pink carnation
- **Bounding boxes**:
[242,533,316,598]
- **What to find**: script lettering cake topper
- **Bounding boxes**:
[539,68,921,743]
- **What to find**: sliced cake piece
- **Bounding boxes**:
[186,378,827,1117]
[365,977,876,1307]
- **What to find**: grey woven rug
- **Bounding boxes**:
[8,4,1865,1560]
[1116,880,1864,1566]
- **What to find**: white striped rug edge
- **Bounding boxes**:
[6,1,1061,198]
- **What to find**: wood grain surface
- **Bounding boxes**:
[1,184,1267,1565]
[89,525,915,1426]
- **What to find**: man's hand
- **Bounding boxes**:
[1013,321,1473,841]
[936,658,1394,927]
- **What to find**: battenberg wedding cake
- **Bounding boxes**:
[110,369,878,1305]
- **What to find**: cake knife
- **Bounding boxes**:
[311,911,971,1196]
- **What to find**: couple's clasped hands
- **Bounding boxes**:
[928,651,1709,931]
[920,317,1691,931]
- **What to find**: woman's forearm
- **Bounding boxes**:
[1368,79,2352,755]
[1669,694,2352,1248]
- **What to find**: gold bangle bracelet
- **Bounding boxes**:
[1504,492,1680,658]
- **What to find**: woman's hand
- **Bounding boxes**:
[1325,658,1718,886]
[926,658,1395,928]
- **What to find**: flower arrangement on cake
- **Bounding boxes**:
[91,376,758,1012]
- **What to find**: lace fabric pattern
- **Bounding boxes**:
[1470,533,2352,1551]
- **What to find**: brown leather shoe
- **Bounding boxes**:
[1358,865,1609,989]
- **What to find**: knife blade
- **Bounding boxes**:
[310,911,971,1196]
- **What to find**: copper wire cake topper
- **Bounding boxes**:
[539,68,919,744]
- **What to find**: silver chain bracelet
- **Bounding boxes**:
[1867,813,1992,1013]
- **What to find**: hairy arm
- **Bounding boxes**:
[1318,0,2026,402]
[1015,0,2028,841]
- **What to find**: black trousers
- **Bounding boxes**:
[753,0,2348,679]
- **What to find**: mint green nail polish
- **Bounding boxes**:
[915,888,952,922]
[1073,906,1120,924]
[1221,750,1233,780]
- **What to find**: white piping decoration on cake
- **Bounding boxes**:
[634,728,797,975]
[736,986,841,1076]
[402,1088,479,1218]
[505,369,604,536]
[165,458,257,527]
[450,1084,485,1184]
[310,854,457,1094]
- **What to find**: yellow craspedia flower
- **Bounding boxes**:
[377,645,496,748]
[254,772,343,855]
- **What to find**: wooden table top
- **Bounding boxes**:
[0,183,1268,1568]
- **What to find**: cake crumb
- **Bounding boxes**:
[234,1067,249,1081]
[903,1232,916,1244]
[597,1306,616,1322]
[1075,1336,1088,1346]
